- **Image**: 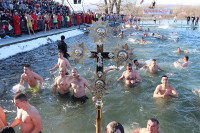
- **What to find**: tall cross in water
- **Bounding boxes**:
[68,19,135,133]
[89,43,113,133]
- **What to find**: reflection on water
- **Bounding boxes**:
[0,21,200,133]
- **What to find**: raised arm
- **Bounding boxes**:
[158,66,166,72]
[104,67,119,74]
[49,60,59,71]
[153,85,163,98]
[19,74,25,86]
[113,72,125,85]
[169,86,178,98]
[141,64,148,69]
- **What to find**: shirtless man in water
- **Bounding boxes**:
[19,64,43,91]
[50,50,72,75]
[134,59,146,69]
[176,47,189,53]
[70,68,95,103]
[11,93,43,133]
[142,59,166,73]
[118,31,124,38]
[53,67,72,98]
[114,63,142,86]
[0,106,6,128]
[153,75,178,98]
[132,118,162,133]
[175,56,189,67]
[136,37,147,44]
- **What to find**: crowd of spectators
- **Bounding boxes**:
[0,0,101,39]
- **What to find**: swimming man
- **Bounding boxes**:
[142,59,166,73]
[175,56,189,67]
[114,63,142,86]
[53,67,72,99]
[131,118,162,133]
[50,50,72,74]
[19,64,43,91]
[153,75,178,98]
[70,68,95,103]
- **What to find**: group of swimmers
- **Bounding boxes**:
[0,36,98,132]
[0,24,199,133]
[114,23,180,45]
[106,118,161,133]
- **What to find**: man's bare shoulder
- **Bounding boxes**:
[156,84,162,89]
[31,71,39,76]
[29,105,39,116]
[79,76,86,81]
[122,70,127,75]
[55,76,61,81]
[21,73,26,77]
[64,58,69,62]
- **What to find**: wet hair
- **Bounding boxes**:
[152,59,156,61]
[14,93,27,102]
[105,121,124,133]
[134,59,138,63]
[24,64,31,69]
[128,63,133,66]
[61,35,65,40]
[162,75,168,80]
[149,118,159,126]
[72,68,78,72]
[59,50,64,55]
[0,126,15,133]
[184,56,189,61]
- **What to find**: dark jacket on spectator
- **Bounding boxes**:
[57,40,69,58]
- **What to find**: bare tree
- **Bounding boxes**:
[109,0,116,14]
[115,0,122,14]
[104,0,109,14]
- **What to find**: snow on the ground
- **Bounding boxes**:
[0,29,83,60]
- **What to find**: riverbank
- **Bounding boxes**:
[0,26,84,60]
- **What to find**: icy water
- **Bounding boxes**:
[0,20,200,133]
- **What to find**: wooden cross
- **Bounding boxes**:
[90,44,111,76]
[89,43,113,133]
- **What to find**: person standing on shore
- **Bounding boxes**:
[57,35,69,59]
